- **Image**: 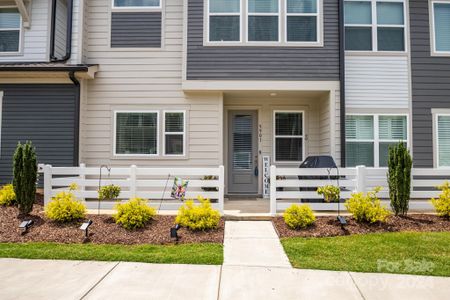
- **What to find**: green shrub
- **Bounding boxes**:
[13,142,37,215]
[317,185,341,202]
[283,204,316,229]
[175,197,220,231]
[345,187,391,223]
[113,198,156,230]
[98,184,121,214]
[388,142,412,216]
[44,185,86,222]
[0,184,16,206]
[431,182,450,219]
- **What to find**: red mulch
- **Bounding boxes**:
[273,215,450,238]
[0,204,224,245]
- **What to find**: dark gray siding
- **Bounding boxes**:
[410,0,450,167]
[111,12,162,48]
[187,0,340,80]
[0,85,79,184]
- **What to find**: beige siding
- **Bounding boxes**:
[0,0,50,62]
[80,0,223,167]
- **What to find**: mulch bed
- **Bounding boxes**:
[273,215,450,238]
[0,204,224,245]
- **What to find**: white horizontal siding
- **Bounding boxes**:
[345,55,410,109]
[0,0,50,62]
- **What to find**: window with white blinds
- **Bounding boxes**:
[164,111,185,156]
[346,114,407,167]
[115,112,158,155]
[432,2,450,53]
[0,8,21,53]
[248,0,279,42]
[113,0,161,8]
[274,111,304,162]
[437,115,450,167]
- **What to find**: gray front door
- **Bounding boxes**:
[228,111,258,194]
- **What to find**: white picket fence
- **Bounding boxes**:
[43,164,225,213]
[270,165,449,215]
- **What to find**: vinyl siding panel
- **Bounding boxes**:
[111,12,162,48]
[0,84,78,184]
[345,55,410,109]
[410,0,450,167]
[186,0,340,80]
[0,0,50,62]
[82,0,223,168]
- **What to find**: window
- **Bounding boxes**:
[431,1,450,54]
[437,115,450,167]
[344,0,405,52]
[0,8,21,53]
[248,0,279,42]
[115,112,159,156]
[208,0,241,42]
[113,0,161,8]
[274,111,304,162]
[164,111,185,156]
[207,0,321,45]
[286,0,318,42]
[346,114,408,167]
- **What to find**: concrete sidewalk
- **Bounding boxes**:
[0,258,449,300]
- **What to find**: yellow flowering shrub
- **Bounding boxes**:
[45,184,86,222]
[0,184,16,206]
[283,204,316,229]
[345,187,391,223]
[431,182,450,219]
[113,198,156,230]
[176,197,220,231]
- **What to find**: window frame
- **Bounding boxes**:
[246,0,281,43]
[345,113,409,168]
[111,0,162,10]
[430,0,450,56]
[344,0,407,53]
[113,110,160,157]
[273,110,305,163]
[285,0,321,45]
[435,113,450,168]
[0,91,3,157]
[204,0,323,46]
[163,110,186,157]
[0,6,22,55]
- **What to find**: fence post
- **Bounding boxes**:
[355,165,367,193]
[218,165,225,214]
[79,163,86,201]
[270,165,277,216]
[44,164,52,206]
[130,165,137,198]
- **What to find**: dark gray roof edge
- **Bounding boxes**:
[0,63,97,72]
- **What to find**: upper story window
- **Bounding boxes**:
[206,0,322,46]
[431,1,450,55]
[0,8,21,53]
[113,0,161,8]
[436,115,450,167]
[344,0,405,52]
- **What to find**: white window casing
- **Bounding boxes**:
[435,114,450,168]
[344,0,407,53]
[0,7,22,54]
[430,0,450,56]
[163,110,186,156]
[273,110,305,163]
[112,0,162,10]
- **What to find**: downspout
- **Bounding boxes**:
[69,71,80,166]
[339,0,346,167]
[50,0,74,62]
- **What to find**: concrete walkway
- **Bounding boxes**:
[0,221,449,299]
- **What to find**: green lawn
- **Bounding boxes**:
[0,242,223,265]
[281,232,450,277]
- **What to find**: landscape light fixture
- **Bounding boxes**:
[80,220,93,239]
[170,224,181,241]
[19,220,33,234]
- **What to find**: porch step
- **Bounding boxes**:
[223,212,273,221]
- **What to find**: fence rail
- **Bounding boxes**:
[43,164,225,213]
[270,165,448,215]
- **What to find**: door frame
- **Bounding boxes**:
[224,106,262,196]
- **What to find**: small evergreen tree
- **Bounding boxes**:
[388,142,412,216]
[13,142,37,215]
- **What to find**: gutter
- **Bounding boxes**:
[49,0,74,62]
[339,0,346,167]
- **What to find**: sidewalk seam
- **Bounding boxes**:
[79,261,120,300]
[348,272,366,300]
[216,265,223,300]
